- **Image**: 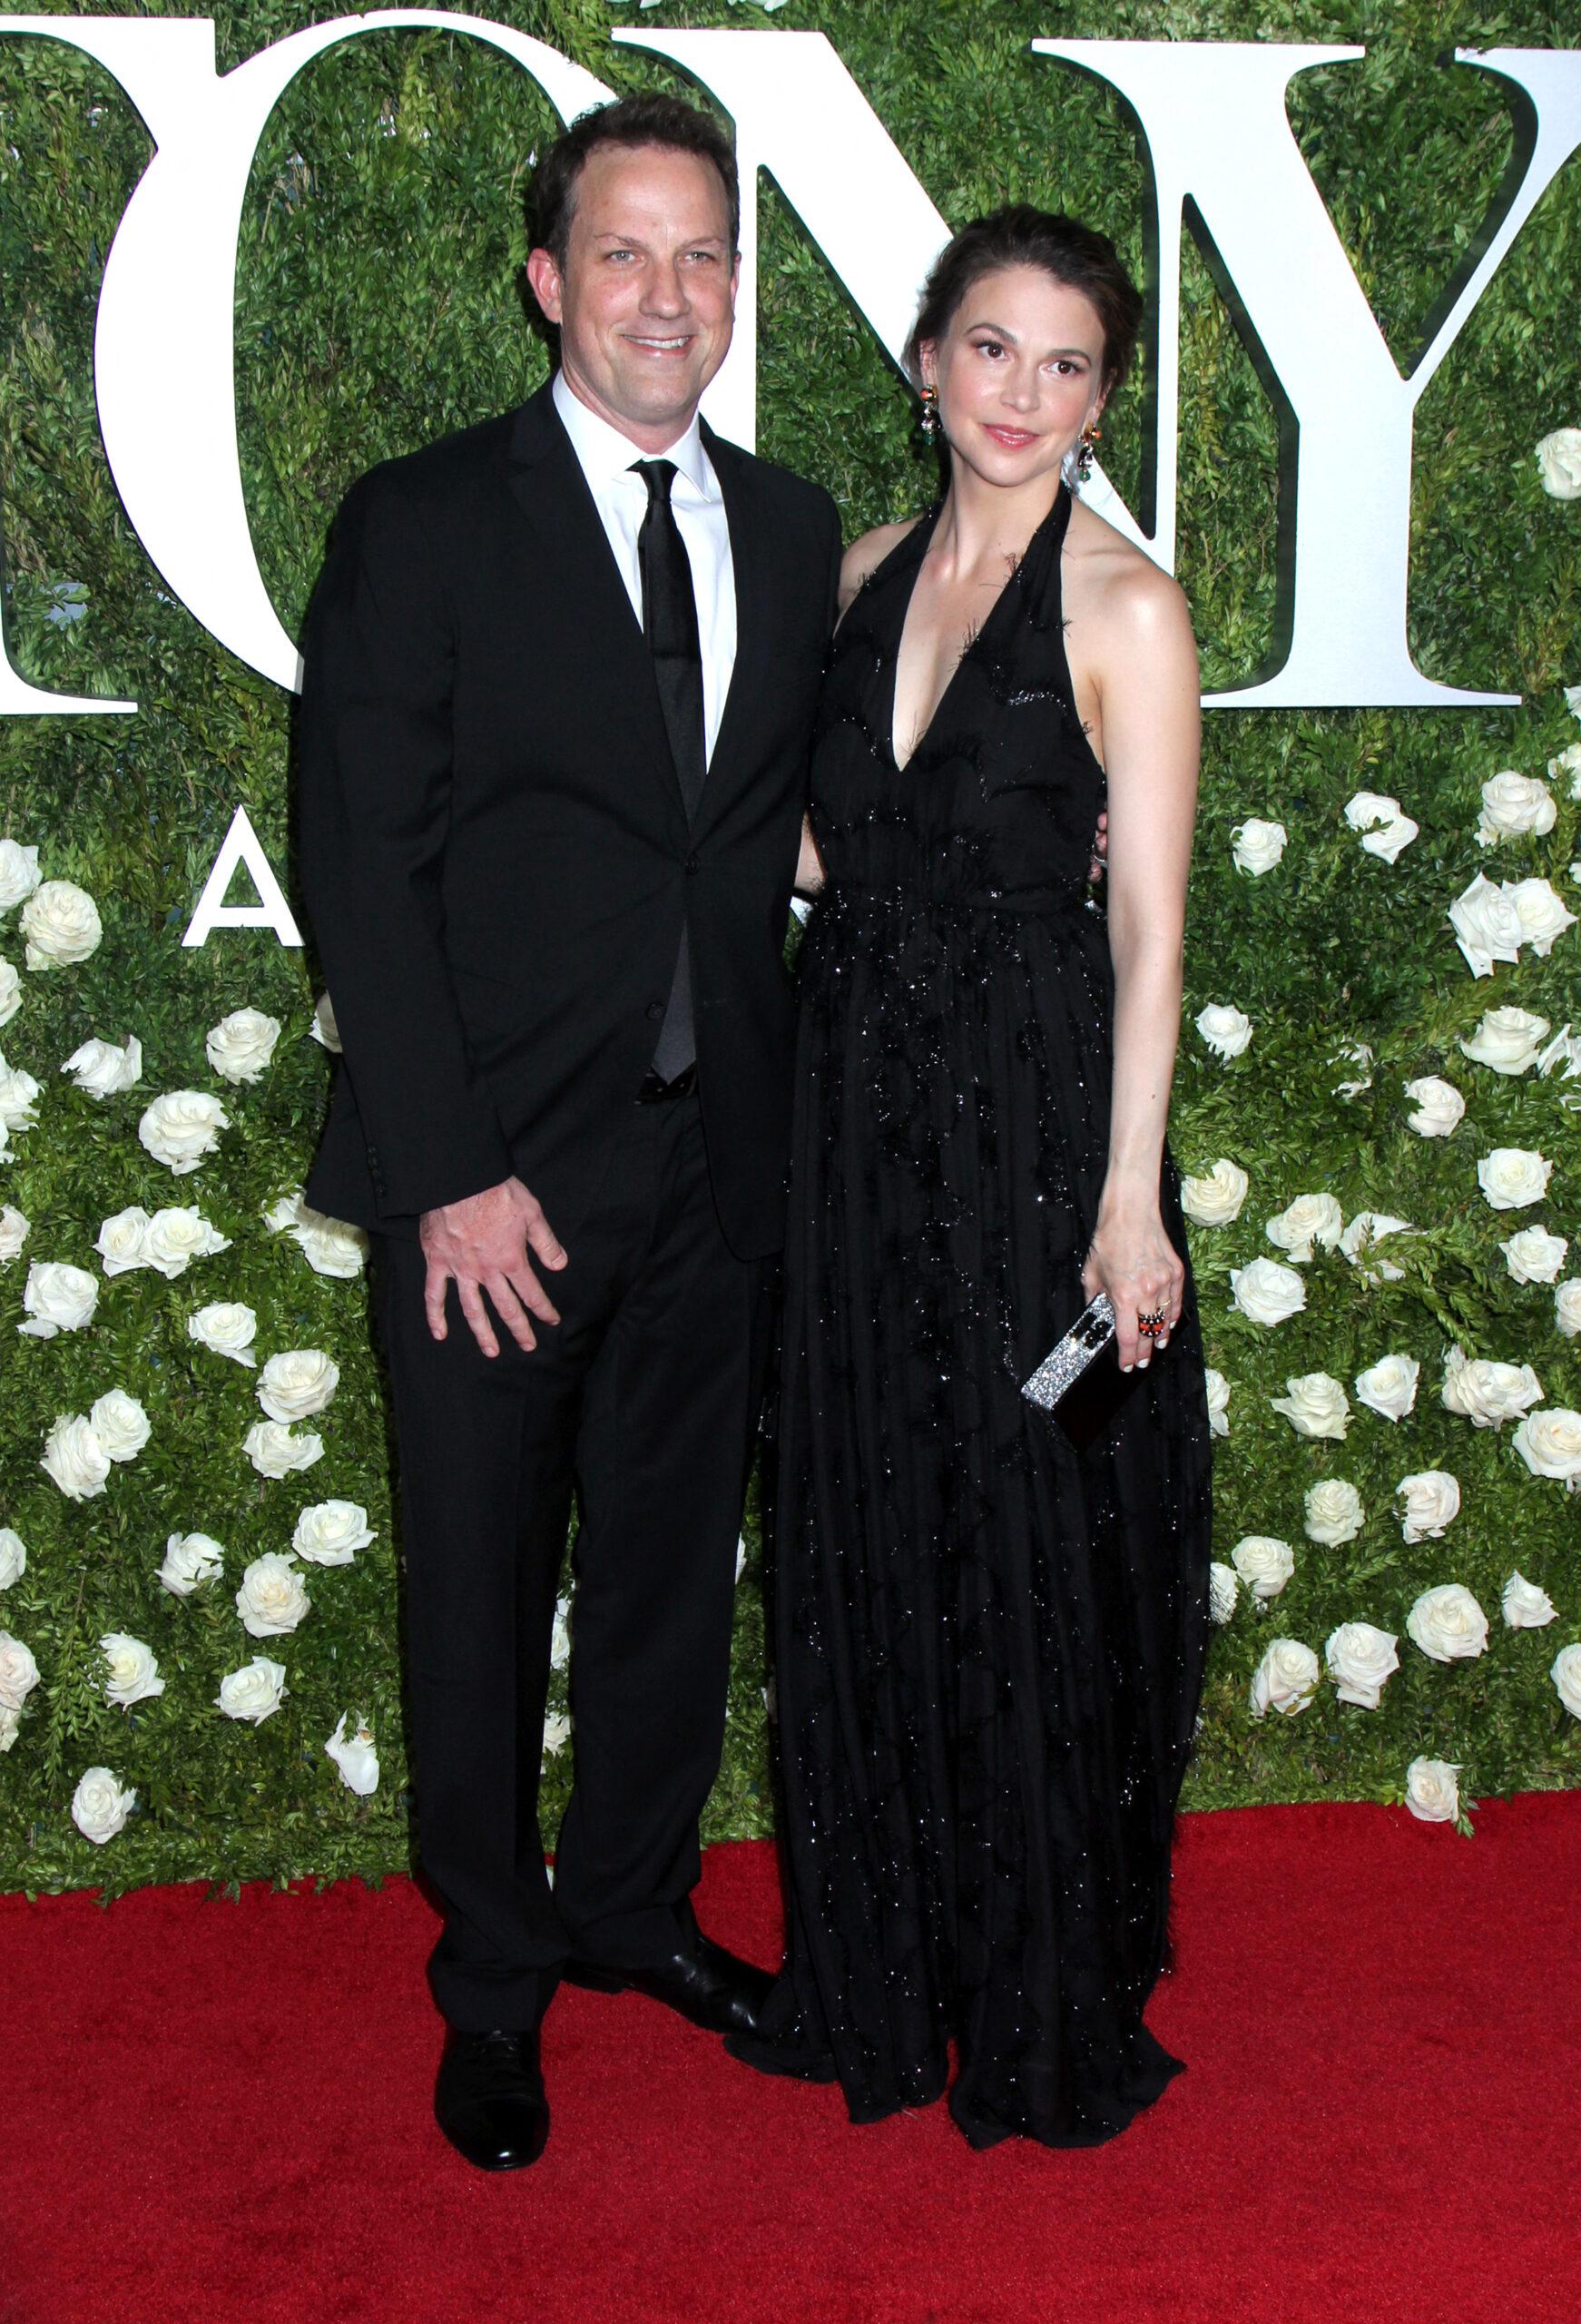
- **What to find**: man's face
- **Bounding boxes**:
[527,143,739,450]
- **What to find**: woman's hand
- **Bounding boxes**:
[1080,1200,1183,1374]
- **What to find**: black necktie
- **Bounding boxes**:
[633,458,706,1079]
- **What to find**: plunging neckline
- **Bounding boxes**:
[886,485,1073,775]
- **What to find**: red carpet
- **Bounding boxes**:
[5,1794,1578,2324]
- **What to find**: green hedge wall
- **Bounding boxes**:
[1,0,1578,1893]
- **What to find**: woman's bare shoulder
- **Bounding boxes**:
[838,518,923,614]
[1066,499,1193,641]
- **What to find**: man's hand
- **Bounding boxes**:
[419,1176,568,1358]
[1088,807,1109,884]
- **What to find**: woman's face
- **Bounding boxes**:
[921,263,1108,490]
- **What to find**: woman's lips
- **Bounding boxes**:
[982,424,1039,448]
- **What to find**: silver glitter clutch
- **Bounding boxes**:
[1020,1292,1116,1409]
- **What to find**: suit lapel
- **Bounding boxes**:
[506,387,690,832]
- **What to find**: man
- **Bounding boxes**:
[297,93,841,2172]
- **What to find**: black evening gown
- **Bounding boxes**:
[734,486,1213,2149]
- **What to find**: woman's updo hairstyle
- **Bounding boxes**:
[903,206,1144,399]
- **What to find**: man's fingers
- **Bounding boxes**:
[507,1263,560,1330]
[424,1262,451,1344]
[457,1277,501,1360]
[522,1201,568,1273]
[486,1272,539,1354]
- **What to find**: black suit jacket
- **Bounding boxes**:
[297,382,842,1260]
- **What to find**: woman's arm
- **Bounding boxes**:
[1078,561,1201,1374]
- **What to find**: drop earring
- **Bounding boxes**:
[919,382,940,441]
[1075,419,1100,484]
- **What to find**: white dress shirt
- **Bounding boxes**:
[552,369,737,768]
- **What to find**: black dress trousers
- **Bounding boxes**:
[374,1093,768,2033]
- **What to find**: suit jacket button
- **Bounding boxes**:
[645,1001,665,1022]
[685,853,701,876]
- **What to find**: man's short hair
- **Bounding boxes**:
[529,93,741,271]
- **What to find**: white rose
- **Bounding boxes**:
[235,1551,311,1639]
[94,1206,153,1277]
[1203,1368,1231,1437]
[214,1656,288,1723]
[1195,1003,1252,1059]
[1249,1639,1320,1718]
[205,1007,281,1084]
[143,1206,231,1280]
[1502,876,1576,956]
[1208,1562,1239,1623]
[1354,1354,1419,1422]
[291,1501,374,1567]
[243,1422,325,1480]
[1344,790,1399,833]
[1362,812,1419,863]
[1476,769,1556,845]
[1511,1407,1581,1485]
[265,1191,369,1279]
[1477,1147,1551,1210]
[309,992,341,1052]
[1405,1758,1461,1824]
[89,1390,151,1464]
[1181,1158,1249,1226]
[1230,1257,1306,1325]
[0,958,19,1028]
[1404,1076,1465,1138]
[21,879,102,969]
[1567,683,1581,722]
[1407,1582,1489,1663]
[0,1059,40,1131]
[1396,1471,1461,1542]
[257,1348,339,1424]
[1270,1373,1350,1439]
[158,1531,224,1596]
[1303,1479,1364,1545]
[188,1303,258,1366]
[1459,1005,1549,1075]
[1264,1193,1344,1263]
[1551,1644,1581,1719]
[1556,1280,1581,1337]
[138,1089,230,1175]
[1325,1621,1399,1709]
[1441,1345,1543,1427]
[18,1260,98,1338]
[1332,1040,1374,1100]
[1448,872,1522,976]
[551,1595,573,1669]
[0,1705,20,1752]
[0,840,41,911]
[1535,425,1581,499]
[1535,1023,1581,1079]
[1338,1210,1417,1283]
[325,1712,379,1796]
[99,1632,164,1707]
[41,1413,111,1500]
[1550,740,1581,793]
[1230,1534,1295,1600]
[1230,818,1286,874]
[0,1205,28,1264]
[0,1630,41,1709]
[1501,1226,1568,1285]
[60,1035,142,1099]
[0,1530,25,1589]
[542,1709,572,1758]
[1502,1571,1557,1629]
[70,1766,135,1845]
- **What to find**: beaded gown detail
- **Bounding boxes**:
[737,486,1213,2149]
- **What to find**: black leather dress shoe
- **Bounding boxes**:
[434,2026,549,2171]
[565,1927,774,2038]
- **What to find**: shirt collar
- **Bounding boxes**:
[552,369,714,501]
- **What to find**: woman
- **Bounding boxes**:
[732,209,1213,2150]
